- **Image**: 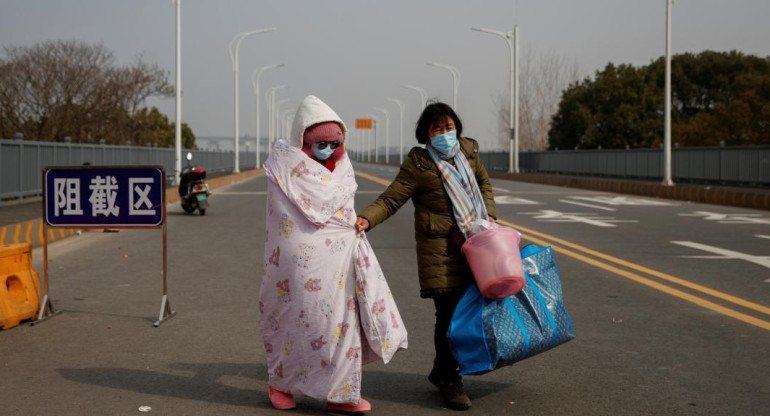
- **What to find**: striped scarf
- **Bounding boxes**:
[426,142,488,240]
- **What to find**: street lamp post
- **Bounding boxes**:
[275,98,291,141]
[252,63,284,168]
[353,122,359,161]
[472,25,519,174]
[368,115,379,163]
[427,62,461,110]
[229,27,275,173]
[355,127,360,161]
[281,110,294,140]
[401,84,426,111]
[349,123,355,161]
[375,107,391,164]
[358,127,363,162]
[172,0,182,185]
[663,0,675,186]
[267,85,287,152]
[386,98,405,164]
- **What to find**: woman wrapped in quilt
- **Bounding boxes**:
[355,102,497,410]
[259,95,408,413]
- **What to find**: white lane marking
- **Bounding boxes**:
[679,211,770,225]
[507,191,581,195]
[355,164,399,173]
[214,190,390,196]
[671,241,770,281]
[492,187,511,194]
[569,196,676,206]
[521,210,637,227]
[495,195,541,205]
[560,199,616,211]
[757,235,770,240]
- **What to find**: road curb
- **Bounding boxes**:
[0,168,264,248]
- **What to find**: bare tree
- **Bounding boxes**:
[112,55,174,117]
[0,40,173,143]
[492,48,581,151]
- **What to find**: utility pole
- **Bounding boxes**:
[662,0,675,186]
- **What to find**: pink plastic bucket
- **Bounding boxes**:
[461,227,526,299]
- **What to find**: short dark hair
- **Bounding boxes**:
[414,102,463,144]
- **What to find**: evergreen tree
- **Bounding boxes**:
[549,51,770,148]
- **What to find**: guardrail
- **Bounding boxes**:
[3,139,767,203]
[0,139,260,202]
[519,145,770,185]
[354,145,769,186]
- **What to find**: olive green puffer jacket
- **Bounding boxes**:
[359,137,497,298]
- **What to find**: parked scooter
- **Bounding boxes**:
[178,152,210,215]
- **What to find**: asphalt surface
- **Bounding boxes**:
[1,162,768,415]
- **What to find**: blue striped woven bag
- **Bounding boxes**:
[448,244,575,375]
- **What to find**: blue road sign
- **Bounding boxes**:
[44,166,165,227]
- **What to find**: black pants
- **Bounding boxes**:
[432,291,465,382]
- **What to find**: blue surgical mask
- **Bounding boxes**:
[430,130,458,155]
[311,143,335,160]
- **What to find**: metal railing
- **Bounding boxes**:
[354,144,769,186]
[518,145,769,185]
[0,139,260,202]
[3,139,767,203]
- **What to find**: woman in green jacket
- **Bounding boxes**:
[355,102,496,410]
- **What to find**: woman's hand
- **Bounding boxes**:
[488,216,496,223]
[355,217,370,232]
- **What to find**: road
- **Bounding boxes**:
[1,162,768,415]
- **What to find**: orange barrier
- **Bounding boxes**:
[0,243,41,329]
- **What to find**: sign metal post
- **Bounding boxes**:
[39,166,175,327]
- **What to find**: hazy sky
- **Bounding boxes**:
[2,0,768,151]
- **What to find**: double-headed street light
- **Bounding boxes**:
[472,25,519,173]
[375,107,391,164]
[386,98,405,164]
[427,62,460,110]
[401,85,426,111]
[229,27,276,173]
[252,63,284,168]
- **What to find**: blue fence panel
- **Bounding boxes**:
[738,148,758,183]
[3,139,767,203]
[761,148,770,183]
[1,142,21,197]
[628,151,640,177]
[0,139,249,202]
[721,150,740,182]
[22,143,39,196]
[54,144,69,166]
[515,145,767,185]
[606,151,623,176]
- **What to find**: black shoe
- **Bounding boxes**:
[429,367,472,410]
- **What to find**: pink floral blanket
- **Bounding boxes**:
[259,140,408,403]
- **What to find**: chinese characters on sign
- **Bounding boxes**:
[45,167,165,227]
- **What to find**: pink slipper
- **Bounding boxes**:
[327,398,371,413]
[269,387,296,410]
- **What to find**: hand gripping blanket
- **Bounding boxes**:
[259,139,408,403]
